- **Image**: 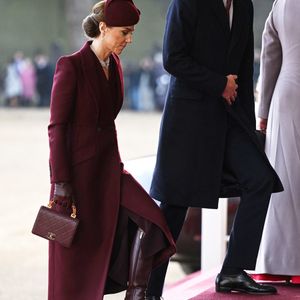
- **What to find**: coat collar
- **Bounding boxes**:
[78,41,124,116]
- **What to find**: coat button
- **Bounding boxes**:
[97,127,102,132]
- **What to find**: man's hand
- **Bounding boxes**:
[259,118,268,133]
[222,75,238,105]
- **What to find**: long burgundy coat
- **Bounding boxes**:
[48,41,175,300]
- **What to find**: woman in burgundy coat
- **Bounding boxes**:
[47,1,175,299]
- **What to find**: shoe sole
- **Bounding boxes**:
[216,286,277,295]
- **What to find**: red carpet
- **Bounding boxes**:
[164,270,300,300]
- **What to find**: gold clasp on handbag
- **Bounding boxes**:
[48,199,54,209]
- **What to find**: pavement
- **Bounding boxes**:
[0,108,185,300]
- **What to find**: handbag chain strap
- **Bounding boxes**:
[48,199,77,219]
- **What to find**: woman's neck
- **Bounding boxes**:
[91,39,111,61]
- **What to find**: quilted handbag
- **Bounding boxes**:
[32,199,79,248]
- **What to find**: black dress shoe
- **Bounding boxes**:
[145,296,163,300]
[215,271,277,295]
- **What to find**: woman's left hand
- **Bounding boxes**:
[54,182,73,197]
[259,118,268,134]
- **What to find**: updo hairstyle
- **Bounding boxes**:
[82,1,105,38]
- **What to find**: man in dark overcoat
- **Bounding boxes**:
[145,0,283,298]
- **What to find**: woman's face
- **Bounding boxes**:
[102,25,135,55]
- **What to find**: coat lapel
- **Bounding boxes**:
[79,41,102,118]
[210,0,248,53]
[112,53,124,115]
[79,41,124,119]
[210,0,231,35]
[228,0,247,53]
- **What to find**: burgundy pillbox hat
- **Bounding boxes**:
[104,0,140,26]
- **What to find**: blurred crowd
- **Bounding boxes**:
[0,46,170,111]
[0,51,54,107]
[123,49,170,111]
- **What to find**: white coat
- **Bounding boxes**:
[256,0,300,275]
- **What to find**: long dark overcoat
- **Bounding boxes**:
[47,41,175,300]
[150,0,283,208]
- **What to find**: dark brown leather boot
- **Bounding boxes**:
[124,228,153,300]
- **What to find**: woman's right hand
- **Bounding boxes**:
[259,118,268,133]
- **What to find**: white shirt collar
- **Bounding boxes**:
[223,0,233,28]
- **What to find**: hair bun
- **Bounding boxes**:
[82,1,105,38]
[82,15,100,38]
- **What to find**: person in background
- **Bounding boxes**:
[4,57,23,107]
[124,62,141,110]
[137,57,156,111]
[34,51,53,107]
[47,1,175,299]
[152,51,169,110]
[19,58,36,106]
[254,0,300,284]
[145,0,283,298]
